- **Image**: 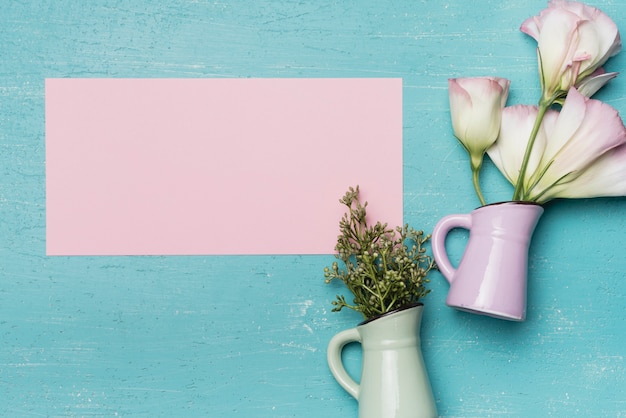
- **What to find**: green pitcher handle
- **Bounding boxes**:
[327,328,360,399]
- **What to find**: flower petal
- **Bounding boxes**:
[575,69,618,97]
[538,143,626,201]
[528,88,626,201]
[486,105,558,186]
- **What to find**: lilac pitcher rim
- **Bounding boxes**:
[475,200,543,211]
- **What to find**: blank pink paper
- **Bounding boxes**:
[45,78,403,255]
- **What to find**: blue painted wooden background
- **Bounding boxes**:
[2,1,626,416]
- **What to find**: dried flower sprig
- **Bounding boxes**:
[324,186,435,320]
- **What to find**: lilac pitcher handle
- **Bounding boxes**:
[431,214,472,283]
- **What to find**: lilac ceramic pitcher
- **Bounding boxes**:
[431,202,544,321]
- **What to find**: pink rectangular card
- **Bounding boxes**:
[45,78,403,255]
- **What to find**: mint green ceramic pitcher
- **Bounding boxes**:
[327,304,437,418]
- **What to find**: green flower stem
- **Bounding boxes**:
[471,161,486,206]
[512,97,552,201]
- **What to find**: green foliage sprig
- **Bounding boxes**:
[324,186,435,320]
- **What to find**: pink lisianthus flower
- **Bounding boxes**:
[521,0,621,103]
[448,77,510,205]
[487,88,626,203]
[448,77,510,168]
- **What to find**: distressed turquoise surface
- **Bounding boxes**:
[2,1,626,416]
